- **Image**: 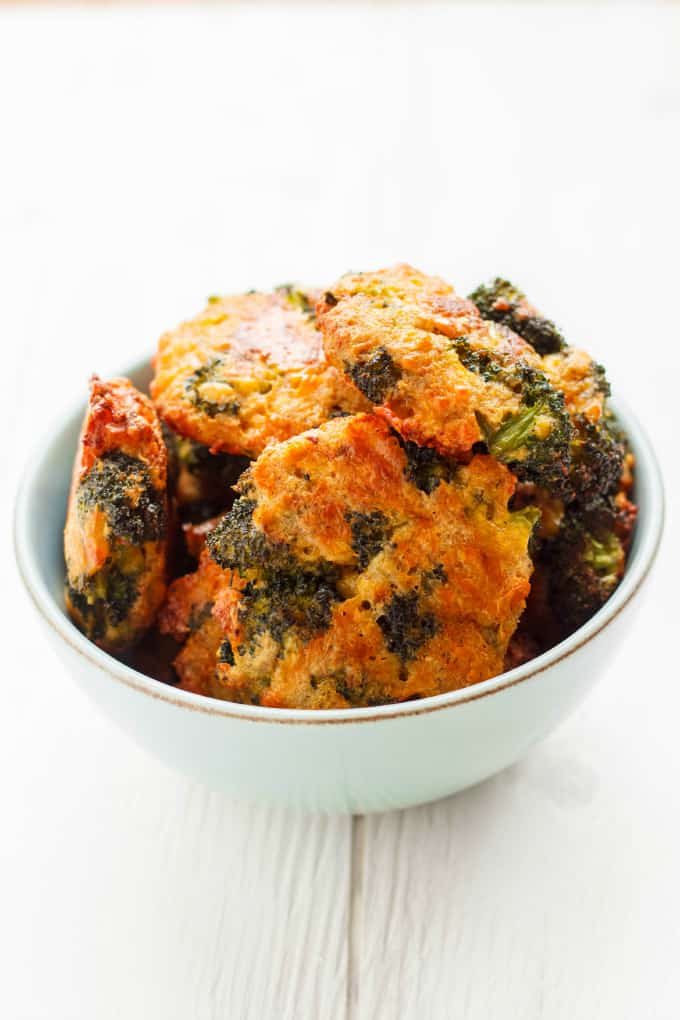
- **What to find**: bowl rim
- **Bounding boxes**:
[14,359,665,726]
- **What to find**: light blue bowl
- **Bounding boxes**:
[14,359,665,813]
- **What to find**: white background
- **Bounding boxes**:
[1,4,678,1018]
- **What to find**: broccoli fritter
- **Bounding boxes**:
[202,414,535,709]
[64,377,168,650]
[469,278,565,355]
[317,264,573,496]
[151,286,369,459]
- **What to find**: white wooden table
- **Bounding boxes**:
[1,5,678,1017]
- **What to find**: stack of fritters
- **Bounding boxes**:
[63,267,636,707]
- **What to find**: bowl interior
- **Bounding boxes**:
[15,358,664,720]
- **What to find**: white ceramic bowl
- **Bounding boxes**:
[14,359,664,813]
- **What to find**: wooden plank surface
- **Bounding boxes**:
[1,5,679,1018]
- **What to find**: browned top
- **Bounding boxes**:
[317,263,542,457]
[74,375,166,490]
[208,413,535,709]
[151,288,369,458]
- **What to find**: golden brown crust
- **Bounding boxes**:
[73,376,167,490]
[317,264,542,457]
[542,348,607,424]
[64,376,168,651]
[151,288,370,458]
[206,414,535,709]
[158,549,226,642]
[157,549,236,695]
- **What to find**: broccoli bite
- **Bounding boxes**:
[203,413,536,709]
[317,264,573,496]
[64,377,168,650]
[151,285,369,459]
[469,278,565,355]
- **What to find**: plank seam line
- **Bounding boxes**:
[346,813,365,1020]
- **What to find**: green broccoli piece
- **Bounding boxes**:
[397,436,457,494]
[347,346,402,404]
[479,366,573,496]
[568,414,624,509]
[77,451,165,544]
[469,278,565,355]
[377,590,439,662]
[206,495,342,655]
[66,565,139,643]
[324,671,398,707]
[546,511,625,632]
[207,495,284,575]
[345,510,392,569]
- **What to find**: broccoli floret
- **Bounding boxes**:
[238,572,340,650]
[453,340,503,383]
[469,278,565,355]
[207,495,342,655]
[207,496,284,574]
[77,452,165,544]
[67,564,139,642]
[450,338,573,495]
[331,672,398,707]
[184,359,240,418]
[546,511,625,632]
[568,414,624,509]
[592,362,611,399]
[397,435,457,494]
[346,510,391,569]
[377,590,439,662]
[479,366,573,495]
[347,346,402,403]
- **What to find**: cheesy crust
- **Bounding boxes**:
[151,287,369,459]
[317,264,545,457]
[64,377,168,650]
[204,414,535,709]
[157,548,236,696]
